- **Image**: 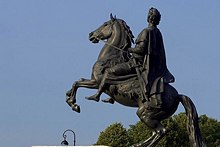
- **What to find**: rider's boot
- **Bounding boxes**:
[85,93,101,102]
[85,76,106,102]
[102,98,115,104]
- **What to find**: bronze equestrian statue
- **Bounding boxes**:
[66,8,204,147]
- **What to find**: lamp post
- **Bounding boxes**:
[61,129,76,146]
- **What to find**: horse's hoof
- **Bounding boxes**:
[72,104,80,113]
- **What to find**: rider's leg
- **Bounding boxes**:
[86,62,132,102]
[85,71,109,102]
[101,62,133,103]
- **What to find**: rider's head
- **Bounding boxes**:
[147,8,161,26]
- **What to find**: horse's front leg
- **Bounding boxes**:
[66,82,80,113]
[66,78,98,113]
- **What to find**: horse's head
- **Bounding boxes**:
[89,14,116,43]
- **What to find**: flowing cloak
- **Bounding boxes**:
[135,27,175,96]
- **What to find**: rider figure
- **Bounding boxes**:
[86,8,175,106]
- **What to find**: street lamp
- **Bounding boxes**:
[61,129,76,146]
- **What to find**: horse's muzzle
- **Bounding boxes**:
[89,32,99,43]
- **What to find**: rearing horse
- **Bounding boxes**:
[66,15,203,147]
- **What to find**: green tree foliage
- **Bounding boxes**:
[159,113,189,147]
[127,121,150,145]
[96,113,220,147]
[199,114,220,146]
[95,122,131,147]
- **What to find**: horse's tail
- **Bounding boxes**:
[179,94,203,147]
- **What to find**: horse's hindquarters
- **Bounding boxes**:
[160,84,179,119]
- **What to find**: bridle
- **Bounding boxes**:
[95,20,128,53]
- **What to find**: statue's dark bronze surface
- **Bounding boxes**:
[66,8,203,147]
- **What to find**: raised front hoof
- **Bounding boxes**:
[85,94,100,102]
[71,104,80,113]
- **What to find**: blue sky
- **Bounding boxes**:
[0,0,220,146]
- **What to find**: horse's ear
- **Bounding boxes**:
[110,13,114,20]
[110,13,115,21]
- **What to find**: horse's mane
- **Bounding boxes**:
[116,19,134,48]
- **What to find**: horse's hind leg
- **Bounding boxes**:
[133,105,166,147]
[147,126,166,147]
[131,131,157,147]
[66,78,98,112]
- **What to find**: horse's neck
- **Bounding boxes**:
[97,25,124,61]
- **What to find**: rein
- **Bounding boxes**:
[98,39,128,53]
